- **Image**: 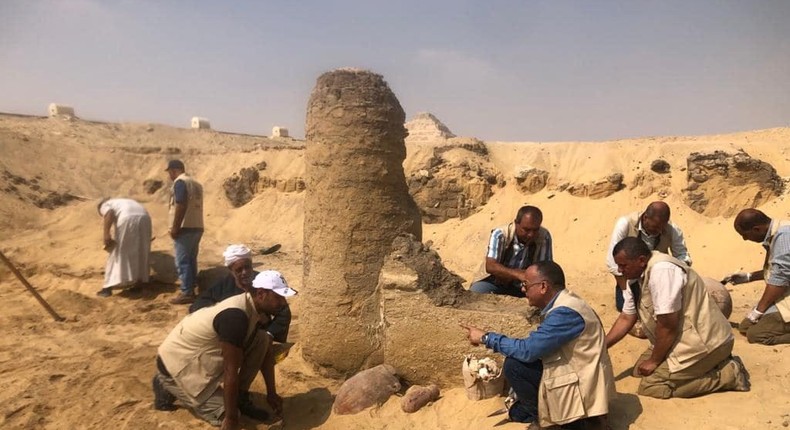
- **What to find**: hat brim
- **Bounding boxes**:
[274,287,298,298]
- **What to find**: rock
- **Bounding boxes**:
[650,159,671,174]
[142,179,163,195]
[333,364,401,415]
[684,150,784,216]
[222,167,260,207]
[702,277,733,319]
[408,147,499,223]
[564,173,624,199]
[401,384,440,413]
[514,166,549,194]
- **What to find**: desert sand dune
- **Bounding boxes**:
[1,112,789,429]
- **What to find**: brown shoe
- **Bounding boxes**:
[169,292,195,305]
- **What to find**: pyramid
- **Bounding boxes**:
[405,112,456,141]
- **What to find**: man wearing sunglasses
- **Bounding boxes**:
[462,261,613,430]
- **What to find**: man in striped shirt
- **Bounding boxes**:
[470,205,553,297]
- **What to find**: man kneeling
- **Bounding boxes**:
[153,270,296,428]
[606,237,750,399]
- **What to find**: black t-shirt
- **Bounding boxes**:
[213,308,249,348]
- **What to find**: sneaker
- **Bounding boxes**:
[729,356,751,392]
[169,292,195,305]
[238,391,270,422]
[96,288,112,297]
[152,375,177,411]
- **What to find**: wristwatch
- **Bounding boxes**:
[481,333,489,345]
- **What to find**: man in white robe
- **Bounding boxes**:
[97,198,152,297]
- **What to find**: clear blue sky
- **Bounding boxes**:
[1,1,788,141]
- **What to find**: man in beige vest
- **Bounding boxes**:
[470,205,553,297]
[722,209,790,345]
[462,261,613,430]
[606,237,750,399]
[606,201,691,312]
[153,270,297,429]
[165,159,204,305]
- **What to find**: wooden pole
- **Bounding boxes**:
[0,250,65,322]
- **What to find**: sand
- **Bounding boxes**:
[1,113,789,429]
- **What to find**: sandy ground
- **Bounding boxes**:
[1,114,789,429]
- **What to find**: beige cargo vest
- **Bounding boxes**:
[638,252,732,372]
[169,173,204,229]
[471,222,550,285]
[764,220,790,322]
[537,290,615,427]
[626,211,671,253]
[158,293,259,406]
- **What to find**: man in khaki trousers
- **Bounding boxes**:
[606,237,750,399]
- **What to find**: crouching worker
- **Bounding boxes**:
[606,237,750,399]
[189,245,293,416]
[153,270,297,429]
[462,261,614,430]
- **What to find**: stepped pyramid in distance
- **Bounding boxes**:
[405,112,456,141]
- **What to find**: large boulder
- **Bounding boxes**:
[684,150,785,217]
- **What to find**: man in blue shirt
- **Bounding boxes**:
[462,261,613,429]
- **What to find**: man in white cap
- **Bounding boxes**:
[153,270,297,428]
[191,245,293,405]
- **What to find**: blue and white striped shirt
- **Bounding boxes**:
[765,221,790,287]
[486,227,553,269]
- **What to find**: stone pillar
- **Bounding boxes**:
[302,69,422,375]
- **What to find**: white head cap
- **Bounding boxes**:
[252,270,297,297]
[223,244,252,267]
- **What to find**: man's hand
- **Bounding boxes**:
[637,358,660,376]
[721,272,750,285]
[459,323,486,346]
[266,392,283,416]
[103,238,116,251]
[745,307,764,323]
[169,227,180,239]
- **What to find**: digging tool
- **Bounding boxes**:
[0,250,65,322]
[259,244,282,255]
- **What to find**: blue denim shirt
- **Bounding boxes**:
[483,292,585,363]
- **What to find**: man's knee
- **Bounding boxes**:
[745,326,775,345]
[637,380,673,399]
[470,280,496,294]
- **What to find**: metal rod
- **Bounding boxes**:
[0,250,65,322]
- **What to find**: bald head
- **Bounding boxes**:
[734,209,771,230]
[644,201,670,222]
[734,208,771,243]
[640,201,671,235]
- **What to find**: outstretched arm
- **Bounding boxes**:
[638,311,680,376]
[102,210,116,250]
[605,312,638,348]
[259,334,282,415]
[220,341,243,430]
[485,257,529,284]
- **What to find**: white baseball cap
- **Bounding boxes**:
[252,270,297,298]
